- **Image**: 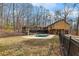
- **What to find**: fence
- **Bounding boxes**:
[59,33,79,56]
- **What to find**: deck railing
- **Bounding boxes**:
[59,33,79,56]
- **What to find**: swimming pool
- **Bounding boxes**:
[35,34,48,37]
[22,34,55,40]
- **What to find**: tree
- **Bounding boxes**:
[12,3,16,31]
[62,3,76,21]
[75,4,79,35]
[0,3,3,31]
[54,9,62,21]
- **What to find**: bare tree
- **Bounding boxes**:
[54,9,62,21]
[0,3,3,31]
[74,4,79,35]
[62,3,76,21]
[12,3,16,32]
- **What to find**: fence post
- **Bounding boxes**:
[59,32,64,56]
[67,36,71,56]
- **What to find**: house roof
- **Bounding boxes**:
[47,19,70,27]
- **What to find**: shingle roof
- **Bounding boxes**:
[47,19,70,27]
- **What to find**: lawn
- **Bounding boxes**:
[0,35,61,56]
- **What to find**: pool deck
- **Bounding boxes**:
[22,35,55,39]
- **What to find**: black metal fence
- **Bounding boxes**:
[59,33,79,56]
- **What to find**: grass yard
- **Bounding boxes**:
[0,35,61,56]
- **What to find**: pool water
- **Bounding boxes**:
[35,34,48,37]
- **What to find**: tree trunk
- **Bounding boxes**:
[13,3,15,32]
[76,17,79,35]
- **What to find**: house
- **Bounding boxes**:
[47,19,70,34]
[22,26,48,34]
